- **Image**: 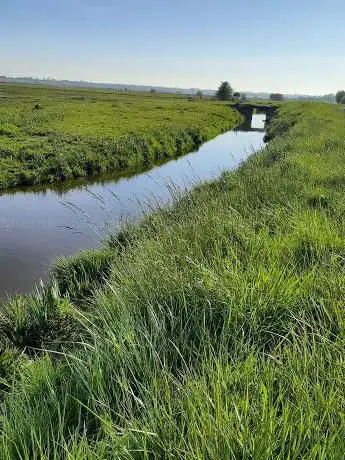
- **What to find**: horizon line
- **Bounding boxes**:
[0,75,336,97]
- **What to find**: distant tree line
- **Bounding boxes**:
[215,82,287,103]
[270,93,284,101]
[216,82,246,101]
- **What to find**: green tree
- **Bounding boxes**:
[150,88,156,93]
[340,96,345,105]
[233,92,241,99]
[336,90,345,104]
[216,81,233,101]
[196,90,203,99]
[270,93,284,101]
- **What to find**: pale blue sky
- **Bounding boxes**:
[2,0,344,94]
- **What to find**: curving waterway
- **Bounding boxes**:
[0,114,266,297]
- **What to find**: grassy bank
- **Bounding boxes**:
[1,101,345,458]
[0,84,240,189]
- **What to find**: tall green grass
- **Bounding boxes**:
[1,102,345,458]
[0,84,240,189]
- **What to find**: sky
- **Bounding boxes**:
[2,0,345,94]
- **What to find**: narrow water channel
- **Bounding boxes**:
[0,114,266,297]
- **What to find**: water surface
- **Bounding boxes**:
[0,114,266,297]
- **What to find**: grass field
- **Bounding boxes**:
[0,84,240,189]
[1,101,345,458]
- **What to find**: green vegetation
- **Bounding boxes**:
[336,90,345,104]
[270,93,284,101]
[2,101,345,458]
[216,81,233,101]
[0,84,240,189]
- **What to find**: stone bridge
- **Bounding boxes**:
[233,102,277,126]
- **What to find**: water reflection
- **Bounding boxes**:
[0,114,266,297]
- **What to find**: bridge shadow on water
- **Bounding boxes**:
[233,102,277,137]
[234,118,266,133]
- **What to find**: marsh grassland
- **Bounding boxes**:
[1,101,345,458]
[0,85,240,189]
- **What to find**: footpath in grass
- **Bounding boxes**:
[2,102,345,458]
[0,84,240,189]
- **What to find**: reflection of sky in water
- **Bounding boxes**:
[0,115,266,296]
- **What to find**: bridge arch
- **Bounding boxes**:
[233,103,277,126]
